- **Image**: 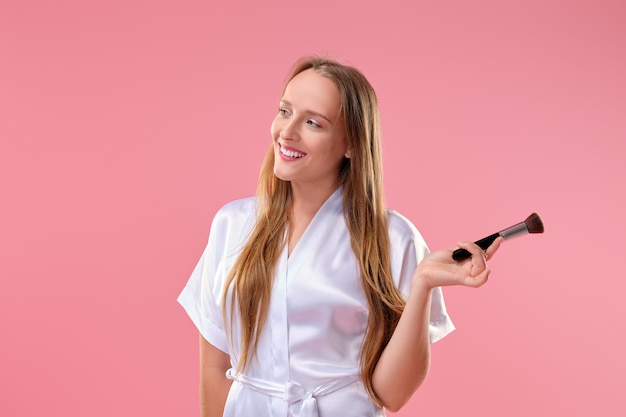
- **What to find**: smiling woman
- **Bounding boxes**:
[177,56,500,417]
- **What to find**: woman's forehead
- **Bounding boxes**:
[282,69,341,116]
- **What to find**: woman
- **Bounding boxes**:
[178,56,501,417]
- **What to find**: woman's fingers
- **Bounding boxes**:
[485,236,503,261]
[454,241,492,287]
[414,238,501,290]
[456,241,487,266]
[462,265,491,287]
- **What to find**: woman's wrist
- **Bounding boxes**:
[409,269,433,300]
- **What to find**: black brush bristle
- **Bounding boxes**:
[524,212,544,234]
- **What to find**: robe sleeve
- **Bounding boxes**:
[177,218,230,354]
[387,210,455,344]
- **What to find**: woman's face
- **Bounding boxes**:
[270,69,349,188]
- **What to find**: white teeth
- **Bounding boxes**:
[280,146,305,158]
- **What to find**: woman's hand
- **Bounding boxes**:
[413,237,503,291]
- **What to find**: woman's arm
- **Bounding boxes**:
[199,334,232,417]
[372,238,502,411]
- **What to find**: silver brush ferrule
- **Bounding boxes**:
[499,222,529,239]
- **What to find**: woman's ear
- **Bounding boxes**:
[344,148,352,159]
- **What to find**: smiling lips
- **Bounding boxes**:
[279,144,306,160]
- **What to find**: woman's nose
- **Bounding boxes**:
[280,119,299,141]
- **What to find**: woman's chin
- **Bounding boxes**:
[273,166,293,182]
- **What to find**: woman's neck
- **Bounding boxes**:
[290,180,340,218]
[287,180,340,256]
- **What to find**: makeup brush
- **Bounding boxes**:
[452,212,544,261]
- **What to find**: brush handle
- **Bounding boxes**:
[452,232,500,261]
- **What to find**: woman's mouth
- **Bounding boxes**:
[279,144,306,159]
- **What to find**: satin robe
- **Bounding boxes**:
[177,188,455,416]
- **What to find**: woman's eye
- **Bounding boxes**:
[307,119,321,128]
[279,108,290,117]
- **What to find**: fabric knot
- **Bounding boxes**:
[284,380,318,417]
[226,369,358,417]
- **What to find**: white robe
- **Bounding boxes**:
[177,188,455,417]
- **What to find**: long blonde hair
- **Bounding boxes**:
[223,57,406,405]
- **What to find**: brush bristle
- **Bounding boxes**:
[524,212,544,234]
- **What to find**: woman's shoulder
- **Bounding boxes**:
[216,196,258,216]
[385,208,428,249]
[386,208,418,235]
[210,196,258,235]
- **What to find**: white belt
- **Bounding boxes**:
[226,368,359,417]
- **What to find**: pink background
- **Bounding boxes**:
[1,0,624,415]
